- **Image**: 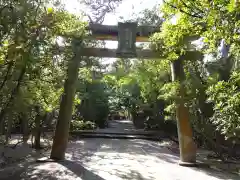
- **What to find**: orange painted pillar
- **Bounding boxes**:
[171,57,196,165]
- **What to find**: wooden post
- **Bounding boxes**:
[50,39,82,160]
[171,56,197,165]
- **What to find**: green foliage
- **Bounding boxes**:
[0,0,87,139]
[71,119,96,131]
[77,79,109,128]
[207,72,240,141]
[157,0,240,156]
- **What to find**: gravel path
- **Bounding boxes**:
[93,120,142,133]
[0,120,239,180]
[0,138,239,180]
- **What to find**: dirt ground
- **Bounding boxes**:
[0,120,239,180]
[0,137,239,180]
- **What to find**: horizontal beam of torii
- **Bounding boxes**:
[55,47,202,59]
[87,23,159,42]
[58,23,201,59]
[82,23,200,59]
[80,48,202,59]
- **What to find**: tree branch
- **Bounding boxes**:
[82,0,122,24]
[163,0,203,19]
[179,0,204,14]
[0,61,13,90]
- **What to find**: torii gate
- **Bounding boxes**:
[50,22,198,166]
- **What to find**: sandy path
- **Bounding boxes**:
[0,138,238,180]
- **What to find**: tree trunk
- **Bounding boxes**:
[21,114,29,143]
[0,119,5,135]
[34,106,42,149]
[5,115,13,144]
[171,57,196,165]
[50,40,82,160]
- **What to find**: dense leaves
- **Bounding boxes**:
[0,1,92,145]
[207,71,240,141]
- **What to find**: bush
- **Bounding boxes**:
[77,81,109,128]
[144,116,160,130]
[207,72,240,142]
[162,119,178,136]
[70,120,96,131]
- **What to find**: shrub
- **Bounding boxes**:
[77,81,109,128]
[207,71,240,142]
[162,119,178,136]
[70,120,96,131]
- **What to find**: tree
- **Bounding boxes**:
[159,0,240,158]
[81,0,123,23]
[0,1,87,153]
[0,0,66,143]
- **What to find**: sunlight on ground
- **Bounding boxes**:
[1,138,239,180]
[19,139,238,180]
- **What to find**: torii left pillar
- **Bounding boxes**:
[50,39,82,160]
[171,56,197,166]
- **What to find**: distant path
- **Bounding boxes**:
[72,119,166,139]
[100,119,137,133]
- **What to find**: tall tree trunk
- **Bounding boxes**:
[171,57,196,165]
[21,114,29,143]
[34,106,42,149]
[0,120,4,135]
[50,40,82,160]
[5,114,13,144]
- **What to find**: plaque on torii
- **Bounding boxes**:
[116,22,137,58]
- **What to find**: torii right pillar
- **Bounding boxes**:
[171,56,197,166]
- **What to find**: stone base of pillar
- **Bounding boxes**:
[36,157,64,163]
[178,161,197,167]
[179,161,210,168]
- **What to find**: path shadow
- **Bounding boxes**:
[67,138,180,164]
[60,160,105,180]
[0,160,106,180]
[66,138,239,180]
[1,138,239,180]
